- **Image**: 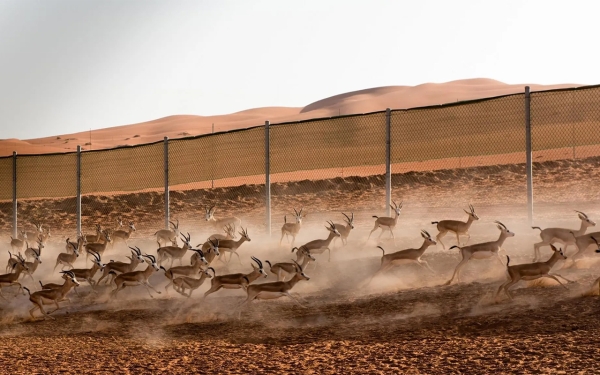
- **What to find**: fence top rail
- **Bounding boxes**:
[2,83,596,159]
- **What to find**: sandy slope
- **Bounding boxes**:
[0,78,581,156]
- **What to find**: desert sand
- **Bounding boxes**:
[0,78,581,156]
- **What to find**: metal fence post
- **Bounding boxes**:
[525,86,533,224]
[164,136,170,230]
[385,108,391,217]
[76,145,82,236]
[12,151,17,238]
[265,120,271,238]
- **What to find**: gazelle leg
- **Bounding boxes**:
[144,281,162,295]
[284,292,307,308]
[444,256,470,285]
[417,259,435,273]
[545,275,568,289]
[548,273,572,286]
[495,278,512,299]
[502,279,519,300]
[436,231,447,251]
[367,224,379,241]
[455,232,461,247]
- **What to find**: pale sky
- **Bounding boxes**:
[0,0,598,140]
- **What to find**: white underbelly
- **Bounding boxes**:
[470,251,495,260]
[255,291,286,300]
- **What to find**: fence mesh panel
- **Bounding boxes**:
[530,85,600,224]
[269,112,386,237]
[390,94,527,229]
[169,126,265,236]
[0,156,13,235]
[80,143,164,241]
[14,153,77,239]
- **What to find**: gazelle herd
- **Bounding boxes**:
[2,204,600,322]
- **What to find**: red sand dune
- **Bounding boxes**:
[0,78,582,156]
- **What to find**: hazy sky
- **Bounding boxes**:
[1,0,598,140]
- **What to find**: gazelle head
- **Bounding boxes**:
[292,260,310,281]
[191,249,208,265]
[239,227,251,242]
[180,232,192,248]
[69,242,80,257]
[143,254,162,271]
[36,237,45,250]
[292,208,305,224]
[61,270,80,287]
[203,267,216,279]
[20,230,28,240]
[116,217,124,228]
[101,230,112,243]
[325,221,341,237]
[251,256,268,278]
[31,247,42,263]
[169,219,180,231]
[550,244,567,259]
[128,222,137,232]
[205,206,216,221]
[89,251,106,269]
[129,246,145,262]
[207,238,220,256]
[495,221,515,237]
[464,204,479,221]
[34,222,43,233]
[14,253,28,271]
[421,230,436,245]
[391,200,403,217]
[342,212,354,229]
[575,210,596,227]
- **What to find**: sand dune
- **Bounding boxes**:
[0,78,582,156]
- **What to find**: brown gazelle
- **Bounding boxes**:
[205,206,242,230]
[292,221,341,263]
[84,224,103,244]
[23,271,80,320]
[70,251,106,288]
[171,267,216,297]
[531,210,595,261]
[444,221,515,285]
[162,249,208,293]
[265,252,316,282]
[111,221,137,247]
[55,238,84,271]
[216,227,251,264]
[10,230,28,253]
[203,257,268,298]
[366,230,437,286]
[110,254,166,299]
[22,246,43,282]
[367,200,403,244]
[234,260,310,319]
[193,238,220,266]
[157,232,193,267]
[280,208,306,246]
[155,219,180,248]
[495,244,571,300]
[431,205,480,250]
[0,254,29,299]
[97,246,146,285]
[333,212,354,247]
[84,230,112,264]
[24,239,45,262]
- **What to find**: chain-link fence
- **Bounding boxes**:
[1,85,599,240]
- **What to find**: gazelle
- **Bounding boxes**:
[162,249,208,293]
[366,230,437,285]
[84,230,112,263]
[23,271,80,320]
[531,210,595,261]
[203,256,268,298]
[444,221,515,285]
[209,223,236,242]
[97,246,146,285]
[193,238,220,266]
[65,236,86,254]
[333,212,354,247]
[234,260,310,319]
[110,254,166,299]
[84,224,103,244]
[292,221,340,263]
[70,251,106,288]
[564,229,600,267]
[280,208,306,246]
[24,239,45,262]
[367,200,403,243]
[495,244,571,300]
[55,238,84,271]
[171,267,216,297]
[22,247,43,282]
[216,227,251,264]
[21,223,43,243]
[0,254,28,299]
[10,230,28,253]
[111,221,136,247]
[265,252,316,282]
[157,232,193,267]
[155,219,180,248]
[205,206,242,230]
[431,204,480,250]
